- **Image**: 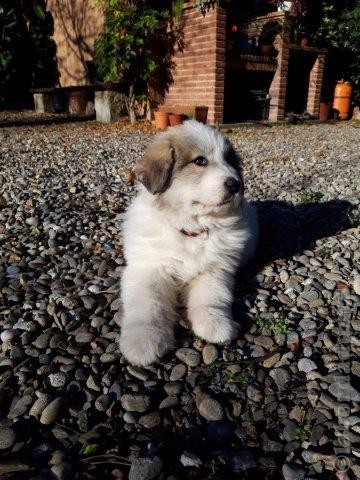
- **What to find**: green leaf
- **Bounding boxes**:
[82,444,99,455]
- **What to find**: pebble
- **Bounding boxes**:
[49,372,68,388]
[40,397,63,425]
[202,344,218,364]
[269,368,291,389]
[175,348,201,367]
[282,463,305,480]
[138,412,161,429]
[0,120,358,479]
[180,451,202,467]
[170,364,187,381]
[121,394,151,412]
[298,358,318,373]
[198,397,224,421]
[8,395,32,419]
[0,427,16,450]
[128,456,163,480]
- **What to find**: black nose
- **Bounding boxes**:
[224,177,241,194]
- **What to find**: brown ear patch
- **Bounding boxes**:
[135,139,176,194]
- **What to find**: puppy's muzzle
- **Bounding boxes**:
[224,177,241,195]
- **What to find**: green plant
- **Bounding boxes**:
[94,0,181,124]
[313,0,360,105]
[223,369,252,387]
[295,420,311,442]
[0,0,58,106]
[256,317,290,335]
[299,188,324,203]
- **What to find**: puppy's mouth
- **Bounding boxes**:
[192,197,235,209]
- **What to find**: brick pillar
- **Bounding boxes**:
[164,4,226,124]
[306,54,326,117]
[268,44,289,121]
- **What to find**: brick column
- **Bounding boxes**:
[268,44,289,121]
[164,4,226,124]
[306,53,326,117]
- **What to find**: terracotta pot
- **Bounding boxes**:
[259,44,276,56]
[319,102,330,121]
[68,91,87,114]
[169,113,183,126]
[299,36,310,47]
[154,111,169,130]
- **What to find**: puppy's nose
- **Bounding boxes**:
[224,177,241,194]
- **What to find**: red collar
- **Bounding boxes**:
[180,227,209,238]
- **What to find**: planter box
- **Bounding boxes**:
[158,105,208,123]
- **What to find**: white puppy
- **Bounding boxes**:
[119,120,258,366]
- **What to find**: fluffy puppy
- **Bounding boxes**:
[119,120,258,366]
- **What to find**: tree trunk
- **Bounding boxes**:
[126,84,136,125]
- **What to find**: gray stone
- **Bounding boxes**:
[175,348,201,367]
[121,394,151,412]
[40,397,63,425]
[170,364,187,381]
[49,372,68,388]
[180,451,202,468]
[282,463,305,480]
[138,412,161,429]
[0,427,16,450]
[202,344,218,364]
[129,456,163,480]
[269,368,291,389]
[283,420,297,442]
[198,397,224,421]
[298,358,318,373]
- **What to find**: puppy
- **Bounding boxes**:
[119,120,258,366]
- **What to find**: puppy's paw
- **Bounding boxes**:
[119,324,174,366]
[192,314,239,345]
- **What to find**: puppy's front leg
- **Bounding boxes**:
[119,268,177,366]
[187,270,239,344]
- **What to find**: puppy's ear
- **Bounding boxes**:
[134,139,176,194]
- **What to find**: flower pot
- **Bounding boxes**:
[68,91,87,114]
[299,36,310,47]
[259,44,276,56]
[319,102,330,121]
[169,113,183,126]
[154,111,169,130]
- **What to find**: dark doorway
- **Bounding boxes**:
[224,70,274,123]
[285,50,316,114]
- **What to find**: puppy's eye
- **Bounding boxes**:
[193,156,208,167]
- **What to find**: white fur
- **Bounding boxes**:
[119,121,258,366]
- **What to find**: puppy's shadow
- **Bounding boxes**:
[234,198,355,299]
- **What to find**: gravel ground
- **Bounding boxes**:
[0,120,359,480]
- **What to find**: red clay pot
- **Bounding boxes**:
[154,111,169,130]
[319,102,330,121]
[169,113,183,126]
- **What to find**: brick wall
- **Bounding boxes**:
[164,3,226,124]
[307,54,326,116]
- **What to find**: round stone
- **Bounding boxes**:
[175,348,201,367]
[0,427,16,450]
[121,394,150,412]
[40,397,63,425]
[202,344,218,364]
[170,364,187,381]
[198,397,224,421]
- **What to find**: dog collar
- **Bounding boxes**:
[180,227,209,238]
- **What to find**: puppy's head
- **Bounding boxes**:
[134,120,244,214]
